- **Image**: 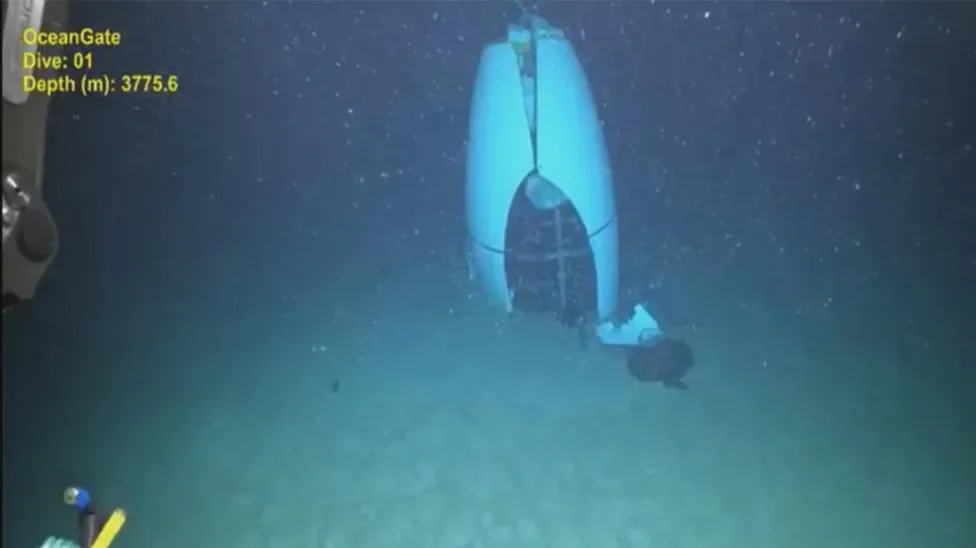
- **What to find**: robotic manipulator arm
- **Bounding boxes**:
[40,487,127,548]
[2,0,69,313]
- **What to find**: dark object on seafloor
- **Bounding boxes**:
[626,337,694,390]
[331,380,340,393]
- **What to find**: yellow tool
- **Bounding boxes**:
[91,509,126,548]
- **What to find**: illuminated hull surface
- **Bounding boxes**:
[465,20,660,346]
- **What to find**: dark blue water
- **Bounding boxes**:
[4,2,973,547]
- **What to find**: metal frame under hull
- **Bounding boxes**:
[505,189,596,323]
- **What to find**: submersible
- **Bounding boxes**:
[464,11,662,347]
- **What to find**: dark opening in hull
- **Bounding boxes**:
[504,183,597,326]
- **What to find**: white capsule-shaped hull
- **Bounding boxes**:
[465,24,619,320]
